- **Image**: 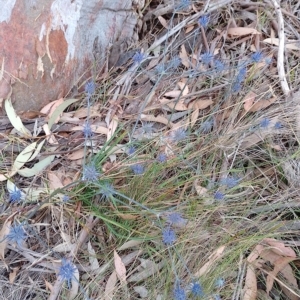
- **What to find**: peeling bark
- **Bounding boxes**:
[0,0,141,112]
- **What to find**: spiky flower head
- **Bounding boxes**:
[98,183,116,201]
[215,277,225,288]
[58,258,77,288]
[170,128,187,143]
[260,118,270,128]
[190,281,204,297]
[82,120,93,138]
[167,212,186,226]
[7,223,27,247]
[174,282,186,300]
[85,80,95,96]
[62,195,70,203]
[274,121,283,129]
[9,186,22,203]
[82,163,100,182]
[131,164,145,175]
[201,52,214,65]
[198,15,209,28]
[157,153,167,163]
[220,176,240,188]
[251,51,263,63]
[215,60,225,72]
[133,51,146,64]
[162,228,176,245]
[214,191,224,200]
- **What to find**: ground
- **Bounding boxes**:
[1,0,300,300]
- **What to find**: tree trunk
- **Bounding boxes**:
[0,0,142,113]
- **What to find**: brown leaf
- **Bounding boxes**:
[243,265,257,300]
[177,81,189,96]
[67,149,85,161]
[107,116,118,141]
[266,257,297,295]
[9,267,19,284]
[164,90,182,98]
[190,108,199,128]
[264,238,297,257]
[243,91,257,112]
[280,264,299,300]
[263,38,300,50]
[47,172,64,189]
[160,98,188,111]
[179,44,190,68]
[40,98,64,123]
[0,219,12,260]
[247,97,277,112]
[227,27,261,36]
[114,250,127,284]
[190,99,213,110]
[194,246,226,277]
[105,271,117,300]
[158,16,169,29]
[141,114,172,127]
[185,25,195,33]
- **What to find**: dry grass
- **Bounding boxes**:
[1,0,300,299]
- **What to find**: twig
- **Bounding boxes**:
[268,0,290,96]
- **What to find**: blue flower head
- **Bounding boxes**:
[62,195,70,203]
[171,128,187,143]
[7,223,27,247]
[260,118,270,128]
[58,259,77,288]
[200,119,213,133]
[198,15,209,28]
[232,81,242,93]
[142,122,154,134]
[169,56,181,69]
[237,66,247,82]
[221,176,240,188]
[82,120,93,138]
[215,277,225,289]
[251,51,263,63]
[214,191,224,200]
[190,281,204,297]
[167,213,186,226]
[133,51,146,64]
[85,80,95,96]
[215,60,225,72]
[127,145,136,156]
[157,153,167,163]
[274,121,283,129]
[82,163,100,182]
[99,183,116,201]
[162,228,176,245]
[174,282,186,300]
[131,164,145,175]
[201,52,214,65]
[175,0,191,11]
[9,186,22,203]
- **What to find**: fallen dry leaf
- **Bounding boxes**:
[263,238,297,258]
[0,219,11,260]
[141,114,172,127]
[247,97,277,112]
[243,91,257,112]
[114,250,127,284]
[9,267,19,284]
[189,99,213,110]
[105,271,117,300]
[67,149,85,160]
[243,265,257,300]
[194,245,226,277]
[266,257,297,295]
[190,108,199,128]
[47,172,64,189]
[263,38,300,50]
[158,16,169,29]
[227,27,261,36]
[179,44,190,68]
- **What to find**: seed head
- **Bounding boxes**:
[133,51,146,64]
[7,223,27,247]
[274,121,283,129]
[98,183,116,201]
[162,228,176,245]
[157,153,167,163]
[167,212,186,226]
[214,191,224,200]
[260,118,270,128]
[82,120,93,138]
[215,277,225,288]
[221,176,240,188]
[190,281,204,297]
[58,259,77,288]
[9,186,22,203]
[201,52,214,65]
[82,163,100,182]
[251,51,263,63]
[174,282,186,300]
[170,128,187,143]
[198,15,209,28]
[85,80,95,96]
[131,164,145,175]
[215,60,225,72]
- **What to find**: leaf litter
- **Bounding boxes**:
[1,0,300,299]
